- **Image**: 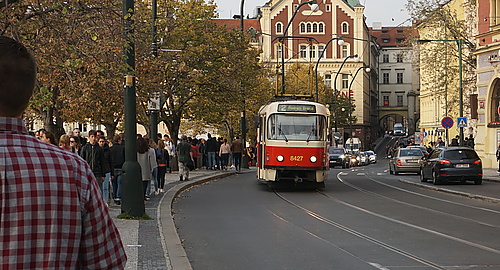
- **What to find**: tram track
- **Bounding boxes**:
[271,170,500,269]
[272,189,446,270]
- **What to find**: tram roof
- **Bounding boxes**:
[259,100,330,115]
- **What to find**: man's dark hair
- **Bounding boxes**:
[0,36,37,117]
[88,130,98,136]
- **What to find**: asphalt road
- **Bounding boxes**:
[173,161,500,270]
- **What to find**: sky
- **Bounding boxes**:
[212,0,410,27]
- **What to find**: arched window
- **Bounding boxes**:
[318,23,324,33]
[300,22,306,33]
[342,22,349,34]
[313,23,318,33]
[490,79,500,123]
[276,22,283,34]
[306,23,312,33]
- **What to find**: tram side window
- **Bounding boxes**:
[267,114,326,141]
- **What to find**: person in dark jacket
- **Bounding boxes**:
[110,135,125,204]
[206,133,218,170]
[80,130,105,189]
[98,136,113,206]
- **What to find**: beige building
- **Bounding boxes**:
[416,0,477,150]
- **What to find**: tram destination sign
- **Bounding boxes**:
[278,104,316,113]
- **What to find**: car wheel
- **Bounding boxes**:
[420,168,426,182]
[474,178,482,185]
[394,168,399,175]
[432,170,441,185]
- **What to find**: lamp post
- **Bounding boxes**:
[332,54,358,132]
[240,0,249,169]
[418,39,463,145]
[122,0,145,217]
[314,37,345,102]
[346,65,370,139]
[279,0,318,95]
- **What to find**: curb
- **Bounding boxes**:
[399,179,500,204]
[159,171,237,270]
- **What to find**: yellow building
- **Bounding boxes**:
[416,0,477,149]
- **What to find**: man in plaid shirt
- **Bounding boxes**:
[0,36,127,268]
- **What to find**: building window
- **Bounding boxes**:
[324,74,332,89]
[396,54,403,62]
[300,22,325,34]
[341,22,349,34]
[383,95,389,106]
[342,45,348,58]
[318,45,325,58]
[397,72,403,84]
[276,44,283,60]
[276,22,283,34]
[342,74,349,89]
[397,95,404,107]
[383,54,389,63]
[326,4,331,12]
[300,22,306,33]
[318,23,324,33]
[383,73,390,84]
[309,46,316,58]
[382,39,390,43]
[300,45,307,58]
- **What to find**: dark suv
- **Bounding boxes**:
[420,147,482,185]
[328,147,349,168]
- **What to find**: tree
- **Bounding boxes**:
[133,0,264,143]
[1,0,125,138]
[407,0,476,122]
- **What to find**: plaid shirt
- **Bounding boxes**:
[0,117,126,269]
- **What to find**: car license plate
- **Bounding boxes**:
[407,159,418,163]
[456,164,469,168]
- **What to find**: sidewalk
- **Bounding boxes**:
[109,167,241,270]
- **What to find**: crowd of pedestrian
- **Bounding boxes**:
[30,126,261,204]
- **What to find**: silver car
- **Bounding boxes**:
[389,148,424,175]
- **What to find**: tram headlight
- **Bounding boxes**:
[276,155,284,162]
[310,156,317,163]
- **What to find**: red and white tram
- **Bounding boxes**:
[256,100,330,188]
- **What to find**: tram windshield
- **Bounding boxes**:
[267,114,326,141]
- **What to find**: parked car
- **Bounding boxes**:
[420,147,482,185]
[328,147,349,168]
[366,150,377,163]
[389,147,424,175]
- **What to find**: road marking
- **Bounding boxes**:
[369,263,390,270]
[357,173,365,176]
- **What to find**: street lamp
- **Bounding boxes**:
[417,39,463,145]
[346,65,370,139]
[279,0,318,95]
[314,38,345,102]
[332,54,358,132]
[240,0,249,169]
[122,0,145,217]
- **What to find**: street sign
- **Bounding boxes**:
[441,117,454,129]
[457,117,467,128]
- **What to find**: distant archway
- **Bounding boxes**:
[379,113,406,134]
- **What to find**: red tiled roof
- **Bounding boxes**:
[214,19,261,33]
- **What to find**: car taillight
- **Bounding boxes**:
[396,159,402,166]
[438,159,452,165]
[473,159,482,164]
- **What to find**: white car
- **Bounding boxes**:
[366,150,377,163]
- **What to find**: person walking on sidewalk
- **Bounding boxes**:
[110,135,125,205]
[219,138,231,170]
[137,136,157,200]
[177,135,193,181]
[231,136,244,171]
[80,129,105,190]
[0,36,126,269]
[496,143,500,172]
